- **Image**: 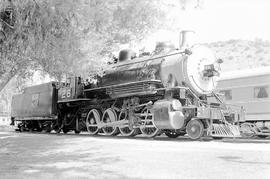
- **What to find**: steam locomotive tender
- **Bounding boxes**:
[11,32,243,139]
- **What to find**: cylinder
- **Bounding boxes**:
[152,99,185,130]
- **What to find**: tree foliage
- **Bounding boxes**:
[0,0,170,92]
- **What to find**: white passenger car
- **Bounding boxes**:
[217,67,270,137]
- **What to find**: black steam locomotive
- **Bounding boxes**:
[11,31,243,139]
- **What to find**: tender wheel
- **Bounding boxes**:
[74,130,81,134]
[118,110,139,137]
[44,122,52,133]
[26,122,34,132]
[54,117,63,133]
[45,127,52,133]
[86,109,101,135]
[186,119,204,140]
[101,108,119,136]
[18,123,25,132]
[36,127,43,132]
[165,131,183,138]
[55,126,62,134]
[62,128,69,134]
[139,108,160,138]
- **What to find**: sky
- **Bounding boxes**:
[146,0,270,47]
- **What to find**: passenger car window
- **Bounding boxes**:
[219,90,232,100]
[254,86,268,98]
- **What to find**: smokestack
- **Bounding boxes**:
[179,30,195,49]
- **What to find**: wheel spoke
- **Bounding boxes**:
[86,109,101,135]
[139,108,160,138]
[101,108,119,136]
[186,119,204,140]
[118,110,139,137]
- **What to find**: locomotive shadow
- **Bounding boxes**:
[14,131,208,142]
[15,131,270,143]
[218,156,270,165]
[221,138,270,144]
[1,131,128,178]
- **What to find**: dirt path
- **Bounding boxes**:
[1,130,270,179]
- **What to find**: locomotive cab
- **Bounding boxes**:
[58,76,84,102]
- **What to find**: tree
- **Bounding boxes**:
[0,0,170,92]
[1,0,201,92]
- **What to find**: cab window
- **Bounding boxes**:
[254,86,268,98]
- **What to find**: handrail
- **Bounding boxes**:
[113,50,188,68]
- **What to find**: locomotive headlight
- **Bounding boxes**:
[203,64,220,78]
[171,99,182,111]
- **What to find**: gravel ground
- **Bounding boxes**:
[1,126,270,179]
